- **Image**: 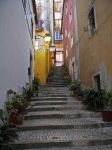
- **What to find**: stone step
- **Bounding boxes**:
[24,110,101,120]
[51,82,68,85]
[13,127,112,149]
[30,101,83,107]
[31,97,68,101]
[46,84,68,87]
[26,105,86,112]
[17,118,112,131]
[38,94,71,97]
[30,101,68,105]
[50,83,68,86]
[51,79,66,82]
[52,77,64,79]
[38,91,70,94]
[15,145,112,150]
[38,86,69,90]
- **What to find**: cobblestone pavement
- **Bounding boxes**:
[14,66,112,149]
[24,144,112,150]
[15,127,112,143]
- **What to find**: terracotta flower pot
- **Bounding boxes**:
[78,96,85,101]
[10,111,23,125]
[102,111,112,122]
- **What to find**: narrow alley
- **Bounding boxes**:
[0,0,112,150]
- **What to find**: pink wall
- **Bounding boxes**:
[62,0,76,75]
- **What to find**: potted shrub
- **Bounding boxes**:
[84,89,104,111]
[78,89,87,101]
[102,90,112,122]
[32,77,39,96]
[64,75,71,83]
[69,80,81,96]
[6,95,25,125]
[23,86,33,101]
[11,95,25,114]
[0,109,17,149]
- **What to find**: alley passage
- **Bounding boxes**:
[14,67,112,150]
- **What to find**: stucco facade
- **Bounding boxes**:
[76,0,112,89]
[62,0,76,80]
[34,31,52,85]
[0,0,35,108]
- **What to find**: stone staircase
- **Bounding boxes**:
[46,66,68,87]
[13,66,112,149]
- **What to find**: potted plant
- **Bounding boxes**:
[6,95,25,125]
[9,109,23,125]
[69,80,81,96]
[102,90,112,122]
[0,109,17,150]
[78,89,87,101]
[32,77,39,95]
[83,89,104,111]
[23,86,33,101]
[11,95,26,113]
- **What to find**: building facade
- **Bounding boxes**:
[0,0,36,109]
[62,0,77,79]
[54,0,63,65]
[34,0,53,85]
[76,0,112,90]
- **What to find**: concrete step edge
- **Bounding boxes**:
[17,122,112,131]
[12,139,112,149]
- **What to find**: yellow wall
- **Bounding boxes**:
[34,31,52,85]
[55,43,63,49]
[76,0,112,89]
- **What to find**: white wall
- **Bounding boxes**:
[0,0,34,109]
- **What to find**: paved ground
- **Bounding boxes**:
[14,66,112,149]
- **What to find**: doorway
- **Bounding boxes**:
[93,74,101,91]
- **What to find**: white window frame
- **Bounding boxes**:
[55,31,62,40]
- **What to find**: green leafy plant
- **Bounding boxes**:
[23,86,33,99]
[0,110,17,150]
[102,90,112,111]
[69,80,81,91]
[32,77,39,92]
[11,95,25,113]
[84,89,104,110]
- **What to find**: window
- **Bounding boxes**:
[88,4,97,36]
[55,32,62,40]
